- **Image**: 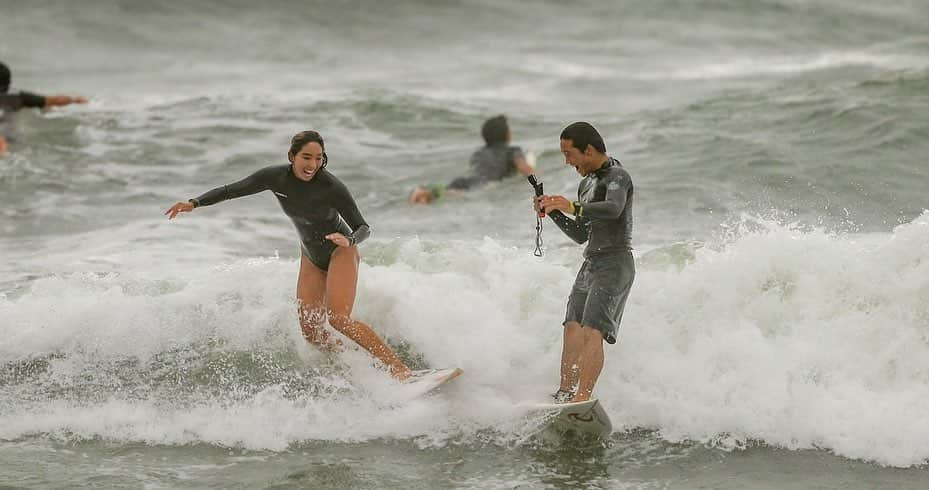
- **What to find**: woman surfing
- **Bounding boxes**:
[165,130,415,381]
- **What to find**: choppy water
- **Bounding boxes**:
[2,0,929,488]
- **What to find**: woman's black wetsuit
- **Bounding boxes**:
[191,164,371,270]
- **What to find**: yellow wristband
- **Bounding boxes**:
[568,201,576,215]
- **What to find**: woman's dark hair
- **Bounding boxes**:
[288,130,326,164]
[0,62,10,93]
[560,122,606,153]
[481,115,509,146]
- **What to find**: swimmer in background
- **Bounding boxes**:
[0,61,88,156]
[409,115,535,204]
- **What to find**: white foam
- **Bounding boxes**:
[607,212,929,466]
[4,214,929,465]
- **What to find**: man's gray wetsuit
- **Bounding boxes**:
[191,164,370,271]
[548,157,634,344]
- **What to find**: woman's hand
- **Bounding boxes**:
[165,201,195,219]
[325,233,352,247]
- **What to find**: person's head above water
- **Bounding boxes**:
[288,130,328,182]
[559,121,607,176]
[481,115,510,146]
[0,62,10,93]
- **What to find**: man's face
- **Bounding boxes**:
[560,139,590,176]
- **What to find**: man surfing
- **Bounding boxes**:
[535,122,635,403]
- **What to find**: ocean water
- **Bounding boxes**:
[2,0,929,488]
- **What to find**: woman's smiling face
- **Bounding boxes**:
[291,141,325,181]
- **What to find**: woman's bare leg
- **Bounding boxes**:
[296,254,341,352]
[325,246,413,381]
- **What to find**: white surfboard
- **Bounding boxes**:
[393,367,463,402]
[522,398,612,437]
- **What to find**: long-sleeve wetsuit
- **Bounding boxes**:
[548,157,633,257]
[1,92,46,140]
[191,164,371,270]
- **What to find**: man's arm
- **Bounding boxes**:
[510,147,535,177]
[549,210,589,244]
[513,154,535,177]
[43,95,87,108]
[537,194,589,244]
[575,172,630,220]
[18,91,86,109]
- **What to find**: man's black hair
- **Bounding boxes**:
[0,62,10,93]
[481,115,509,146]
[560,121,606,153]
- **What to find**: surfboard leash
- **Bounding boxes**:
[528,175,544,257]
[534,214,544,257]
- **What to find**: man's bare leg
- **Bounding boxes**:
[571,326,604,402]
[560,321,585,394]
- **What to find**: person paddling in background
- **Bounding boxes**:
[409,115,535,204]
[0,61,88,156]
[165,130,415,381]
[535,122,635,403]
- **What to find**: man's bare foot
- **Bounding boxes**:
[552,388,574,403]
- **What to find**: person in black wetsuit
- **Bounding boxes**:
[165,130,415,381]
[535,122,635,403]
[409,115,535,204]
[0,62,87,155]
